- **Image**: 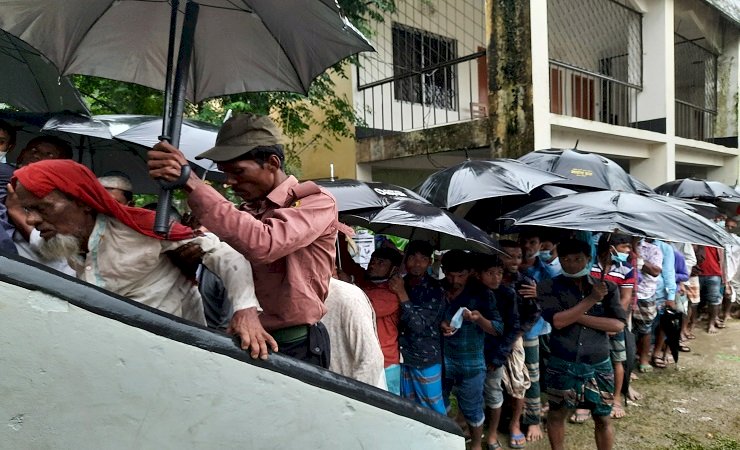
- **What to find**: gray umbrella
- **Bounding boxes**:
[0,1,373,103]
[0,30,88,113]
[0,0,373,233]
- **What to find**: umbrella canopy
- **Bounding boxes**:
[94,115,219,173]
[0,30,89,114]
[518,148,643,193]
[655,178,740,202]
[0,111,214,194]
[341,199,502,255]
[415,159,567,209]
[499,190,732,248]
[0,1,373,103]
[644,194,719,220]
[314,179,429,212]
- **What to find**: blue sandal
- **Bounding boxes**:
[510,433,526,449]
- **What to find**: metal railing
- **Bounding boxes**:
[549,61,640,127]
[675,99,716,142]
[356,51,487,135]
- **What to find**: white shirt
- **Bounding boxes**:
[323,278,387,389]
[68,215,259,324]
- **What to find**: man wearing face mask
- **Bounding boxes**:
[539,239,627,450]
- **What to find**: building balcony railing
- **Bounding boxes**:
[356,51,487,138]
[549,61,641,128]
[675,100,716,143]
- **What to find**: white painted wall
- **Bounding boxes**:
[531,0,553,150]
[0,282,464,450]
[638,0,674,124]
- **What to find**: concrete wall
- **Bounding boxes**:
[0,281,464,450]
[298,69,358,180]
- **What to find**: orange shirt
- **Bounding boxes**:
[188,176,338,331]
[360,279,401,367]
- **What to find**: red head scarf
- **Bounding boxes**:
[12,159,195,241]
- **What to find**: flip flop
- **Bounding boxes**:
[679,342,691,352]
[638,364,653,373]
[487,442,503,450]
[509,433,526,449]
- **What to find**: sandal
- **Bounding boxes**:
[679,342,691,352]
[638,364,653,373]
[651,356,668,369]
[686,333,696,340]
[487,442,503,450]
[509,433,526,449]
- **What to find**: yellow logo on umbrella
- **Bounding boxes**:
[571,168,593,177]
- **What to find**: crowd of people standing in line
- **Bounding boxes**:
[1,115,739,450]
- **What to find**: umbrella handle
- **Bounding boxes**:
[153,0,200,235]
[153,165,191,234]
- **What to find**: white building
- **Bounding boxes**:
[350,0,740,189]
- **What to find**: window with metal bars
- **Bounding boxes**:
[391,23,458,110]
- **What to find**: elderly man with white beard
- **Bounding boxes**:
[12,159,274,357]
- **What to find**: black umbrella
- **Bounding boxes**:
[645,194,719,220]
[655,178,740,202]
[415,159,567,208]
[457,185,578,233]
[341,199,502,255]
[314,179,430,212]
[518,148,645,193]
[499,190,732,248]
[660,308,683,363]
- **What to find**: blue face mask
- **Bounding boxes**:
[717,220,726,228]
[562,266,590,278]
[611,252,629,263]
[539,250,552,261]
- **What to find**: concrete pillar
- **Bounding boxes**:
[630,142,675,186]
[355,163,372,182]
[636,0,674,135]
[715,27,739,147]
[707,156,739,185]
[485,0,535,158]
[530,0,551,150]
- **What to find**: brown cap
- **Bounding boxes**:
[196,113,284,162]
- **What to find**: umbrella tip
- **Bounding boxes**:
[573,139,579,149]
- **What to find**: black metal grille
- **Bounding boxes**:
[548,0,643,87]
[392,23,457,110]
[674,35,718,142]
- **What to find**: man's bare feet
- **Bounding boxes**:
[627,386,642,401]
[708,323,719,334]
[610,403,626,419]
[526,424,543,442]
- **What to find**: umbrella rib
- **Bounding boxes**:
[59,2,120,75]
[2,30,52,111]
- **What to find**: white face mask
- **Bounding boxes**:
[0,151,6,163]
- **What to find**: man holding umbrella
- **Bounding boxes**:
[149,114,339,367]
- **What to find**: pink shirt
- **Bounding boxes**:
[188,176,339,330]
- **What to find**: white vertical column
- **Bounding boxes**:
[530,0,552,150]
